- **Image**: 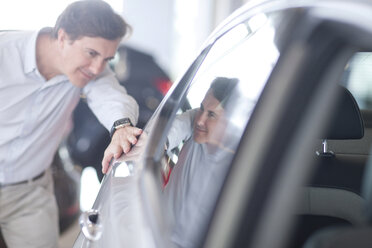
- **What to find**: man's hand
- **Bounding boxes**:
[102,126,142,174]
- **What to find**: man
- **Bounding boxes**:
[0,1,141,247]
[164,77,238,248]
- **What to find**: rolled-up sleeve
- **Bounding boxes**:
[82,66,139,130]
[166,109,196,150]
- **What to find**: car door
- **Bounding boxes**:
[202,2,372,248]
[138,1,372,248]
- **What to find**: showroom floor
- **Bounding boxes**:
[58,220,80,248]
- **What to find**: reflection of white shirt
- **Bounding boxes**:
[0,30,138,184]
[164,110,233,248]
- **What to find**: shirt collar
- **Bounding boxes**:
[23,30,40,75]
[23,29,69,86]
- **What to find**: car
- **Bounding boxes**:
[73,0,372,247]
[66,45,172,181]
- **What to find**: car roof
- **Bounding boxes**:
[202,0,372,52]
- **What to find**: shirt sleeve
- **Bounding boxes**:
[82,66,139,130]
[166,109,196,150]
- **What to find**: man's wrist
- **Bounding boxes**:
[110,118,133,138]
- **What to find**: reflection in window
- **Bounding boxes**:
[113,162,132,178]
[159,12,281,248]
[163,77,239,248]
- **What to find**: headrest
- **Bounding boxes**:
[321,86,364,140]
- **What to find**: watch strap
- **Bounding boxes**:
[110,118,133,138]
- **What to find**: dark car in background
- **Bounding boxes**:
[73,0,372,247]
[66,45,172,181]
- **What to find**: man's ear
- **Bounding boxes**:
[57,29,68,48]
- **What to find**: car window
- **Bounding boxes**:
[284,50,372,248]
[156,11,281,248]
[344,52,372,110]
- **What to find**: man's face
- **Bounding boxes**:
[193,90,225,144]
[58,29,120,88]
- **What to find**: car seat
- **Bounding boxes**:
[301,109,372,248]
[288,85,368,247]
[302,136,372,247]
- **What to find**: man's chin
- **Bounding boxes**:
[193,135,206,144]
[70,79,89,88]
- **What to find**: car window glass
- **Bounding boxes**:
[285,51,372,248]
[158,11,281,247]
[344,52,372,110]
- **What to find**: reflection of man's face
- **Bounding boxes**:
[193,90,225,144]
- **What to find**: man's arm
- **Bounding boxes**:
[83,67,139,129]
[83,66,141,174]
[166,109,196,151]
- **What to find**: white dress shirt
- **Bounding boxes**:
[0,30,139,184]
[164,109,235,248]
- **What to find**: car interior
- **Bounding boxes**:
[286,52,372,247]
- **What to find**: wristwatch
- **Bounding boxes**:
[110,118,133,138]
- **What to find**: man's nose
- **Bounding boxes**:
[90,58,105,75]
[196,112,207,126]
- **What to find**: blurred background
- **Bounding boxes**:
[0,0,249,79]
[0,0,250,247]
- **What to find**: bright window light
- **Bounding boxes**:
[0,0,123,30]
[80,167,101,211]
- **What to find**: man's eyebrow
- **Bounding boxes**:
[208,110,217,116]
[86,48,99,54]
[86,48,115,61]
[104,56,115,62]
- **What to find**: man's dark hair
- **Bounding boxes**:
[51,0,131,41]
[210,77,239,108]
